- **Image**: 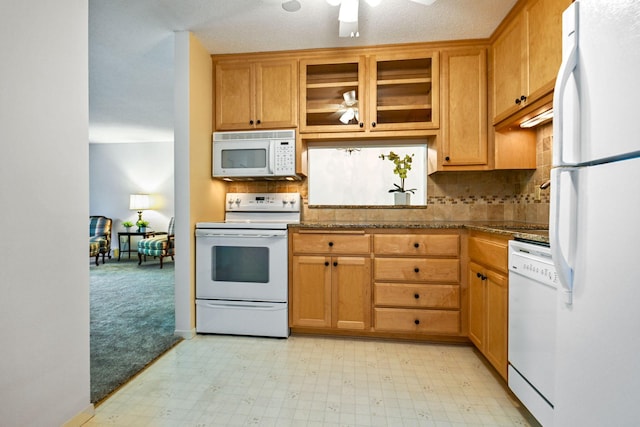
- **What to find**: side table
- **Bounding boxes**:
[118,231,155,261]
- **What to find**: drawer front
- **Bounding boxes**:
[374,258,460,282]
[468,236,508,273]
[374,283,460,309]
[374,308,460,334]
[374,234,460,256]
[292,233,371,254]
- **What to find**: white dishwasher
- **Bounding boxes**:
[508,240,558,427]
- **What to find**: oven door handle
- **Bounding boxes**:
[198,302,285,311]
[197,233,286,238]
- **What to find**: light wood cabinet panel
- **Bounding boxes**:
[375,283,459,309]
[485,270,508,379]
[215,62,253,130]
[373,233,459,256]
[374,308,460,334]
[299,56,366,133]
[368,51,439,131]
[467,232,510,380]
[468,262,486,349]
[492,0,571,124]
[469,236,509,274]
[374,258,459,283]
[526,0,572,102]
[292,232,370,254]
[291,255,331,328]
[333,256,371,330]
[215,59,297,130]
[439,47,488,168]
[290,230,371,332]
[493,13,527,123]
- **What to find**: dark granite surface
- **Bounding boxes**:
[290,221,550,244]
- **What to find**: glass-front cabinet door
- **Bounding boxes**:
[299,56,366,133]
[368,51,439,131]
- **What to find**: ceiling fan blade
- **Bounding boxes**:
[408,0,437,5]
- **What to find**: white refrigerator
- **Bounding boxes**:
[551,1,640,426]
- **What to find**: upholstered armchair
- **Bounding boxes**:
[89,216,112,266]
[137,217,175,268]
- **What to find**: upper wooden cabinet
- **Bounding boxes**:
[299,51,439,133]
[368,51,439,131]
[492,0,572,124]
[431,47,488,172]
[215,59,298,130]
[299,56,366,133]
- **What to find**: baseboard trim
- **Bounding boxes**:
[63,403,94,427]
[175,328,196,339]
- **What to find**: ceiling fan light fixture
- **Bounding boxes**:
[338,0,359,22]
[339,108,356,124]
[339,20,359,37]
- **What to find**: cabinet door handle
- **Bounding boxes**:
[249,120,254,125]
[414,267,420,273]
[414,243,420,248]
[445,156,450,162]
[324,261,329,267]
[359,122,364,128]
[414,319,420,325]
[371,122,376,128]
[328,241,334,247]
[414,293,420,299]
[333,261,338,267]
[515,98,521,105]
[477,272,482,278]
[256,119,261,125]
[520,95,527,102]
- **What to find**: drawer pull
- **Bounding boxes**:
[414,243,420,248]
[414,319,420,325]
[414,293,420,299]
[328,241,334,247]
[414,267,420,273]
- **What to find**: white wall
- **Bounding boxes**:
[89,141,175,242]
[0,1,93,425]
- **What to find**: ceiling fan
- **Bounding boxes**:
[326,0,437,38]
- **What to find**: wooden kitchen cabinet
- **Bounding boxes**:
[368,51,439,131]
[467,232,510,380]
[492,0,571,124]
[290,231,371,331]
[299,56,366,133]
[431,47,488,172]
[299,50,439,134]
[373,231,462,336]
[215,59,297,130]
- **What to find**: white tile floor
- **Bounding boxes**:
[85,335,537,426]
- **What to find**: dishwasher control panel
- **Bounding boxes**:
[509,241,559,288]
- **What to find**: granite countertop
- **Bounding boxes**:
[290,221,550,244]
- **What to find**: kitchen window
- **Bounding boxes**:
[308,142,427,206]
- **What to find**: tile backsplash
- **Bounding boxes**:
[226,123,552,224]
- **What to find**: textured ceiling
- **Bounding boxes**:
[89,0,517,143]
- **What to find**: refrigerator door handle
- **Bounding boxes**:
[553,1,579,167]
[550,168,575,304]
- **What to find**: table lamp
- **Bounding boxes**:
[129,194,150,231]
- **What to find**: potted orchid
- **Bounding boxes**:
[379,151,416,205]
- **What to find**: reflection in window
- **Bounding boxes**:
[308,142,427,206]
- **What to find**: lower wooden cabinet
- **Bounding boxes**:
[290,229,464,338]
[290,232,371,331]
[468,232,510,380]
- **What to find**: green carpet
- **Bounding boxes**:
[90,256,181,403]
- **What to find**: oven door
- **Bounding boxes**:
[195,228,288,302]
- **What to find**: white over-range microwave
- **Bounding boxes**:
[212,129,297,180]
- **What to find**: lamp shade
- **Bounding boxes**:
[129,194,150,210]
